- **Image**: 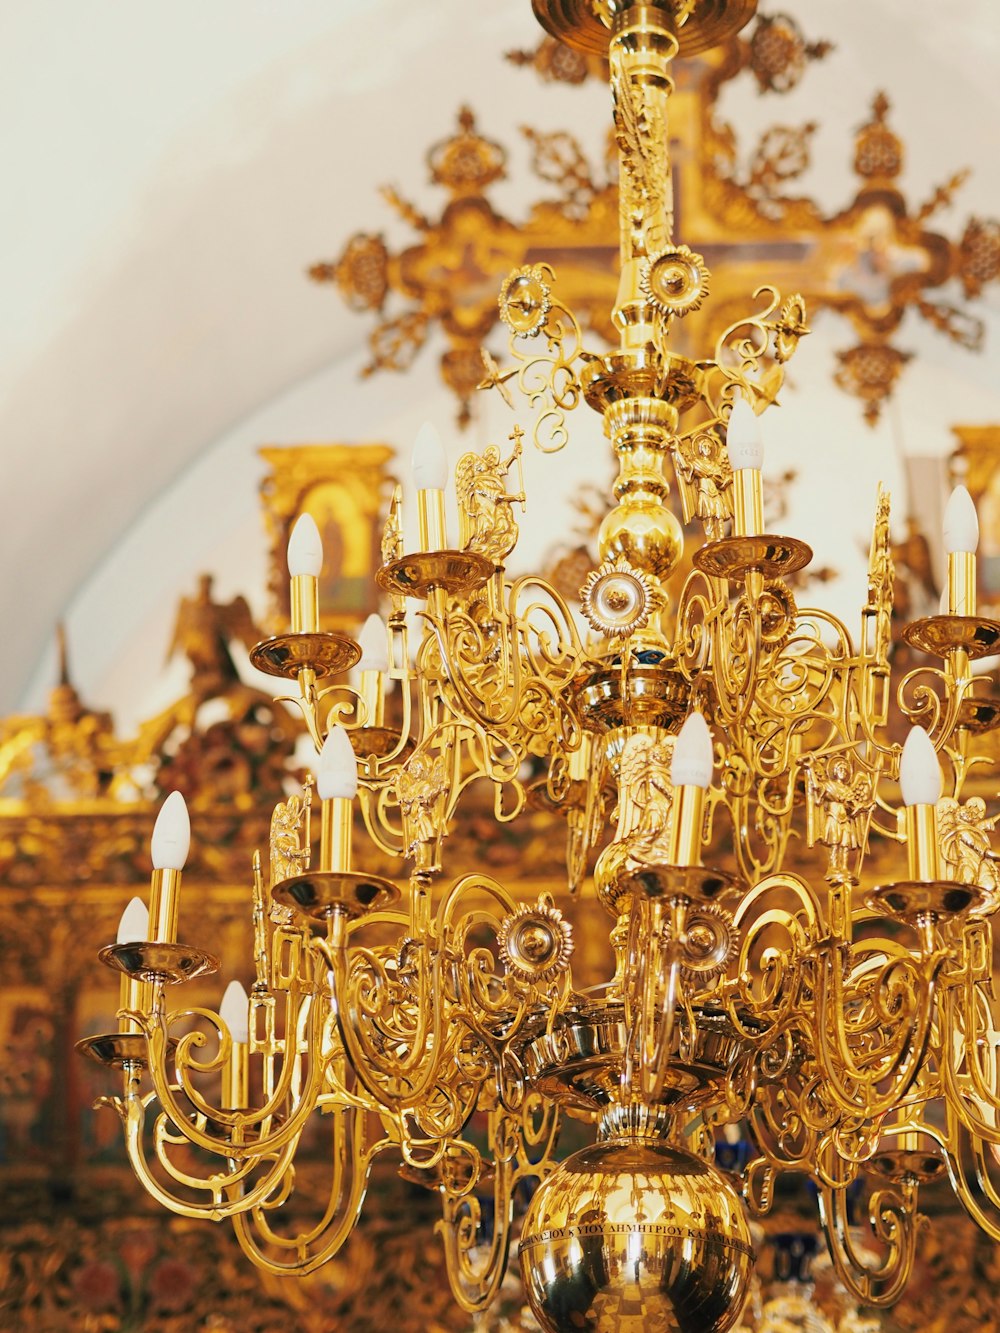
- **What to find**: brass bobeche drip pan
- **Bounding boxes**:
[693,533,813,582]
[249,631,362,679]
[866,1142,946,1186]
[75,1032,178,1070]
[532,0,758,57]
[574,661,691,732]
[619,862,740,904]
[520,1000,755,1116]
[271,870,400,922]
[957,695,1000,734]
[376,550,493,599]
[866,880,985,926]
[902,613,1000,660]
[98,941,221,985]
[348,726,414,763]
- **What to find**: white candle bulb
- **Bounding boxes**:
[317,724,359,801]
[671,712,714,789]
[942,485,979,555]
[220,980,250,1045]
[117,897,149,944]
[287,513,324,577]
[899,726,942,807]
[412,421,449,490]
[725,395,764,472]
[357,613,389,673]
[150,791,191,871]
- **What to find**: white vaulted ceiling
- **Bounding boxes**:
[3,1,1000,724]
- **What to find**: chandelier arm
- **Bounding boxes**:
[933,1104,1000,1241]
[317,928,452,1114]
[436,1150,517,1313]
[115,1085,302,1221]
[231,1106,390,1274]
[142,983,328,1157]
[811,945,943,1119]
[816,1168,919,1307]
[939,981,1000,1141]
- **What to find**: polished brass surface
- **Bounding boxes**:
[519,1133,755,1332]
[692,533,813,581]
[375,549,494,597]
[902,613,1000,659]
[270,869,400,921]
[75,2,1000,1329]
[249,631,362,679]
[531,0,759,58]
[98,940,221,985]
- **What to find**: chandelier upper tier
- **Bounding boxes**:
[80,4,1000,1332]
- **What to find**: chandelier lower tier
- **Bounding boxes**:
[80,4,1000,1332]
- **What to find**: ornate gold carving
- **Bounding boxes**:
[497,897,573,984]
[455,431,526,565]
[642,245,711,318]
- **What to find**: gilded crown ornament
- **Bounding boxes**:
[81,5,1000,1333]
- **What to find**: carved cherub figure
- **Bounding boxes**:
[938,796,1000,905]
[381,484,404,565]
[676,432,732,539]
[397,751,449,853]
[455,429,526,566]
[617,731,676,866]
[806,755,873,880]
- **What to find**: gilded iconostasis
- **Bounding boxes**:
[3,2,1000,1330]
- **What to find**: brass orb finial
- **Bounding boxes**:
[520,1134,756,1333]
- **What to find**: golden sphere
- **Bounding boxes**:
[519,1137,755,1333]
[598,501,684,583]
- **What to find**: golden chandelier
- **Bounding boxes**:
[80,4,1000,1331]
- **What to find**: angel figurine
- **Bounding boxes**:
[938,796,1000,903]
[805,755,873,881]
[455,429,526,566]
[617,731,676,867]
[675,432,732,540]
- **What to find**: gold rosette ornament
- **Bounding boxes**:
[498,263,553,337]
[497,898,573,985]
[641,245,710,319]
[580,557,655,638]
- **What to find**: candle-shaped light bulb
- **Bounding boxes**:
[412,421,449,490]
[943,486,979,555]
[317,725,357,873]
[116,897,151,1032]
[670,712,714,789]
[899,726,942,807]
[412,421,448,550]
[220,979,250,1045]
[899,725,942,884]
[725,396,764,472]
[287,513,323,632]
[666,712,713,867]
[317,725,358,800]
[286,513,324,577]
[219,979,250,1110]
[943,485,979,617]
[725,396,764,537]
[151,790,190,870]
[148,791,190,943]
[357,613,388,728]
[357,613,389,673]
[117,897,149,944]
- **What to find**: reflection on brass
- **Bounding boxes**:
[315,31,997,426]
[57,4,1000,1332]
